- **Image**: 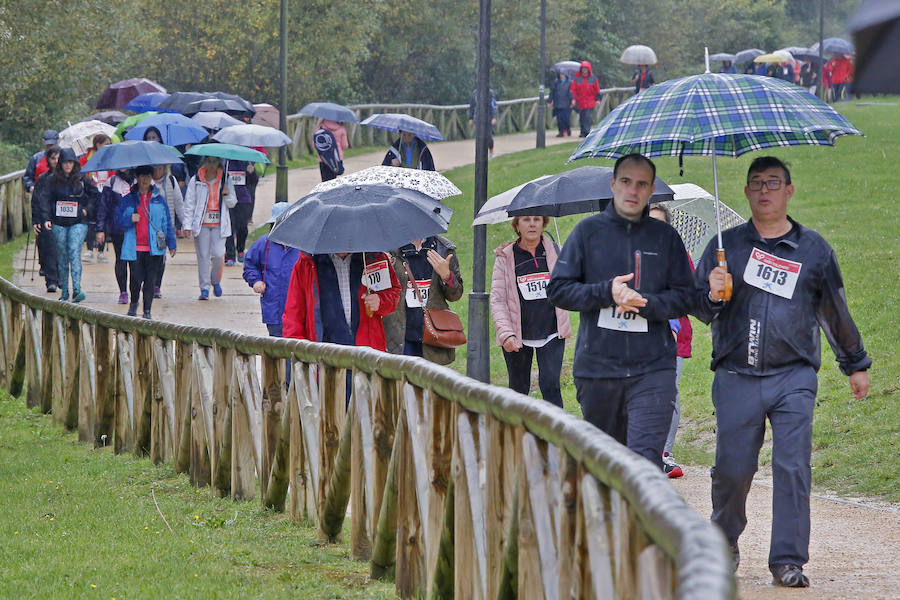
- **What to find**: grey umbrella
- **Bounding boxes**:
[269,184,449,254]
[212,124,291,147]
[619,45,657,65]
[850,0,900,94]
[734,48,765,63]
[298,102,359,123]
[709,53,737,62]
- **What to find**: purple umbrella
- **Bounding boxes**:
[96,78,166,110]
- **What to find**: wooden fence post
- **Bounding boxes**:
[77,322,96,443]
[173,341,193,473]
[260,353,284,503]
[395,383,428,597]
[288,360,316,524]
[62,317,80,430]
[453,407,487,600]
[485,418,521,600]
[133,333,154,455]
[151,338,177,465]
[230,352,262,501]
[316,365,346,539]
[114,331,135,454]
[191,343,214,487]
[94,326,116,447]
[350,370,376,560]
[39,310,54,414]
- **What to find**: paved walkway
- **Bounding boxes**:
[12,132,574,334]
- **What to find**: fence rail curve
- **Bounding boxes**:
[0,275,733,599]
[284,88,634,157]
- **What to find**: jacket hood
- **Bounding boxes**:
[579,61,593,76]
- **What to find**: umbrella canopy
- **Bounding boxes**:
[81,141,183,172]
[473,176,554,226]
[183,97,251,117]
[298,102,359,124]
[777,46,809,57]
[81,111,128,126]
[360,113,443,141]
[186,143,270,164]
[208,92,255,116]
[754,53,790,63]
[619,45,657,65]
[552,60,582,76]
[251,103,280,128]
[191,111,244,131]
[58,120,117,155]
[114,111,157,139]
[809,37,855,56]
[156,92,214,114]
[269,184,449,253]
[311,166,461,203]
[734,48,766,63]
[709,53,737,62]
[570,73,863,160]
[505,166,674,218]
[212,123,291,147]
[96,77,166,109]
[124,112,209,146]
[656,184,746,262]
[850,0,900,94]
[123,92,171,113]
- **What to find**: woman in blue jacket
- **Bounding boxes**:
[116,165,176,319]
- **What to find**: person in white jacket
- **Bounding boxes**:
[182,156,237,300]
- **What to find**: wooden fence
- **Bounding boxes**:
[0,169,30,244]
[285,88,634,157]
[0,277,733,599]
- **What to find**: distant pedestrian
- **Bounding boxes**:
[224,160,259,267]
[469,88,498,157]
[632,64,655,93]
[548,71,573,136]
[96,170,135,304]
[24,129,60,194]
[151,165,185,298]
[115,165,176,319]
[40,148,99,303]
[81,134,112,265]
[314,119,348,181]
[182,156,237,300]
[30,146,61,293]
[720,60,738,74]
[570,61,601,137]
[382,131,435,171]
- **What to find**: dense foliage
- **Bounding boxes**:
[0,0,859,161]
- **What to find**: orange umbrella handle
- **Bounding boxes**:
[716,249,733,301]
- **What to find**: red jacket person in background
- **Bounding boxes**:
[569,60,601,137]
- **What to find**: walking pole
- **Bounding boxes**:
[31,235,39,281]
[21,228,31,278]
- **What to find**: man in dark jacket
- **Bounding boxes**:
[382,131,435,171]
[468,88,498,156]
[547,154,694,468]
[24,129,59,193]
[694,156,870,588]
[548,72,573,136]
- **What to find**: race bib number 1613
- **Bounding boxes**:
[742,247,802,300]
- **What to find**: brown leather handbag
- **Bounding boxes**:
[403,261,467,349]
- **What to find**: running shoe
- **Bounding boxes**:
[213,283,223,297]
[662,451,684,478]
[127,304,138,317]
[237,251,245,263]
[46,284,57,293]
[772,564,809,588]
[59,290,69,302]
[96,252,109,264]
[72,290,85,303]
[225,259,235,267]
[198,289,209,301]
[142,311,152,320]
[118,291,129,304]
[153,286,162,298]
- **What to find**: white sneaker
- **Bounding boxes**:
[82,250,95,263]
[96,252,109,264]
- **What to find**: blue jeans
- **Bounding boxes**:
[52,223,87,294]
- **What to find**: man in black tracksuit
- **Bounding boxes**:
[693,156,871,588]
[547,154,694,469]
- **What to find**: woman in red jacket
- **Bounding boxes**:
[569,61,601,137]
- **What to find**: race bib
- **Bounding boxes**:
[517,272,550,301]
[363,259,392,292]
[743,247,802,300]
[228,171,246,186]
[597,306,648,332]
[93,171,110,189]
[405,279,431,307]
[55,201,78,218]
[203,210,221,225]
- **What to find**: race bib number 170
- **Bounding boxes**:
[742,247,802,300]
[363,259,392,292]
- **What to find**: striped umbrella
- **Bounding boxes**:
[570,61,862,299]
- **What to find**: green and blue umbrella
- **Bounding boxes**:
[186,143,270,164]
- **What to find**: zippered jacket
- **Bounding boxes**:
[692,217,871,376]
[115,186,176,260]
[547,202,694,378]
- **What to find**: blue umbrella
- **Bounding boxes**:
[298,102,359,123]
[123,92,171,113]
[81,141,183,172]
[124,113,209,146]
[360,113,443,141]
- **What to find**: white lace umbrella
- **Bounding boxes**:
[58,120,116,156]
[311,166,462,202]
[655,183,746,262]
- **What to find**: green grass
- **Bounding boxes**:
[0,390,395,599]
[434,98,900,502]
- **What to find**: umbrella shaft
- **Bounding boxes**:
[712,152,724,249]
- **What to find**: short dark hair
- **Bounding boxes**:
[649,204,671,223]
[613,153,656,181]
[747,156,791,184]
[135,165,154,177]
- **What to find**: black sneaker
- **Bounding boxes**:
[142,311,152,320]
[771,564,809,587]
[127,304,138,317]
[730,543,740,572]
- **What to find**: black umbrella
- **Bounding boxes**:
[183,97,250,116]
[269,184,449,254]
[505,166,674,218]
[156,92,215,114]
[81,110,128,125]
[850,0,900,94]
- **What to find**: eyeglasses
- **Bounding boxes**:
[748,179,784,191]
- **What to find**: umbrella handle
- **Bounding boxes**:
[716,249,733,301]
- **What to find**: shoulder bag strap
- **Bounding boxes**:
[402,260,427,309]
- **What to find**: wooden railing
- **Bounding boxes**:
[0,277,734,599]
[285,88,634,157]
[0,169,30,243]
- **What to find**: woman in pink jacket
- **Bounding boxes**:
[490,215,572,407]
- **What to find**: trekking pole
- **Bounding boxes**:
[21,228,31,278]
[31,235,39,281]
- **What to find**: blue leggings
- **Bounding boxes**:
[52,223,87,294]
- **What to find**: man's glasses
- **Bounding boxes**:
[748,179,784,191]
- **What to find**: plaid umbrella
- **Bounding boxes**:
[570,68,863,300]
